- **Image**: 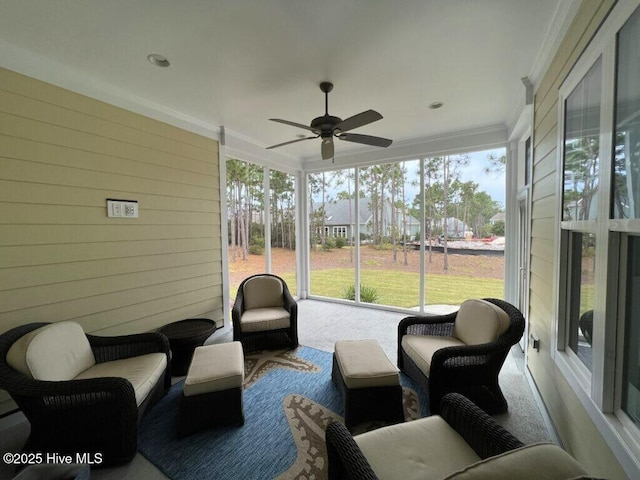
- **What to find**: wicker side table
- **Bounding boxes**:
[158,318,217,376]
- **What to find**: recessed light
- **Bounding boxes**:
[147,54,170,67]
[429,101,444,109]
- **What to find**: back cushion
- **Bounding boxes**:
[6,322,96,380]
[243,276,284,310]
[452,299,510,345]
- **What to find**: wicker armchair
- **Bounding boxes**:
[325,393,525,480]
[0,322,171,467]
[398,298,525,414]
[232,273,298,352]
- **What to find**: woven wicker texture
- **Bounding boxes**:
[232,273,298,352]
[0,323,171,467]
[397,298,525,414]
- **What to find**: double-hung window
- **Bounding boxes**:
[556,0,640,464]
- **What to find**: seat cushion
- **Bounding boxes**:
[401,335,465,376]
[74,352,167,406]
[243,275,284,310]
[453,299,510,346]
[184,342,245,397]
[334,339,399,389]
[240,307,290,332]
[7,321,96,381]
[443,443,588,480]
[355,415,481,480]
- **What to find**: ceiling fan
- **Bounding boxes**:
[267,82,393,160]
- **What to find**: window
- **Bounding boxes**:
[333,226,347,238]
[566,232,595,371]
[556,0,640,467]
[622,236,640,426]
[562,58,601,223]
[615,4,640,430]
[613,5,640,220]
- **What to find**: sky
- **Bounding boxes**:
[311,147,507,208]
[402,147,506,208]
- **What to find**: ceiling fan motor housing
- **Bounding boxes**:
[311,115,342,136]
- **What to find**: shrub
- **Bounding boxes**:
[322,237,337,251]
[342,284,381,304]
[335,237,346,248]
[249,244,263,255]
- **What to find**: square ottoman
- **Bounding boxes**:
[177,341,245,436]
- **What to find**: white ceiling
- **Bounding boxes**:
[0,0,573,163]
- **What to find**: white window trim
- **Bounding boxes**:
[552,1,640,477]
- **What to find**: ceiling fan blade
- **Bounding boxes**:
[269,118,317,132]
[335,110,383,133]
[266,136,317,149]
[338,133,393,148]
[321,138,334,160]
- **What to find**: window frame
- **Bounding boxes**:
[553,0,640,472]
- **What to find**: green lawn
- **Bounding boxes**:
[282,268,504,308]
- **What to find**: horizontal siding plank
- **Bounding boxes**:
[0,157,218,200]
[0,134,218,184]
[0,250,220,290]
[531,236,556,261]
[0,89,217,162]
[0,225,220,246]
[0,277,221,329]
[0,203,221,226]
[92,301,224,336]
[533,146,558,184]
[531,217,556,241]
[0,68,218,152]
[0,237,221,268]
[0,114,217,177]
[531,196,558,220]
[532,173,557,202]
[79,285,223,333]
[534,106,558,147]
[0,263,221,312]
[0,286,222,334]
[0,180,219,213]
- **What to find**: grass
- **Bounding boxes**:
[303,268,504,308]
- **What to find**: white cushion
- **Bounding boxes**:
[75,353,167,406]
[401,335,465,376]
[184,342,244,397]
[240,307,290,332]
[355,415,481,480]
[453,299,510,345]
[7,322,96,381]
[443,443,588,480]
[243,275,284,310]
[334,339,399,389]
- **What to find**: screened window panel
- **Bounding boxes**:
[562,58,602,222]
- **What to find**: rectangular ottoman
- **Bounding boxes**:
[177,341,245,437]
[332,339,404,430]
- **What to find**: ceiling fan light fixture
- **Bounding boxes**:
[147,53,170,67]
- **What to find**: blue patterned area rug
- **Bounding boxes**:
[138,346,427,480]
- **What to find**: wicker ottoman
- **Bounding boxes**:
[332,339,404,430]
[177,341,245,437]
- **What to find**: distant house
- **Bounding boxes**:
[312,198,420,241]
[489,212,506,224]
[440,217,472,237]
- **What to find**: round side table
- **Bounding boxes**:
[157,318,218,376]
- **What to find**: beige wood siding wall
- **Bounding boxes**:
[0,68,222,340]
[528,1,627,478]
